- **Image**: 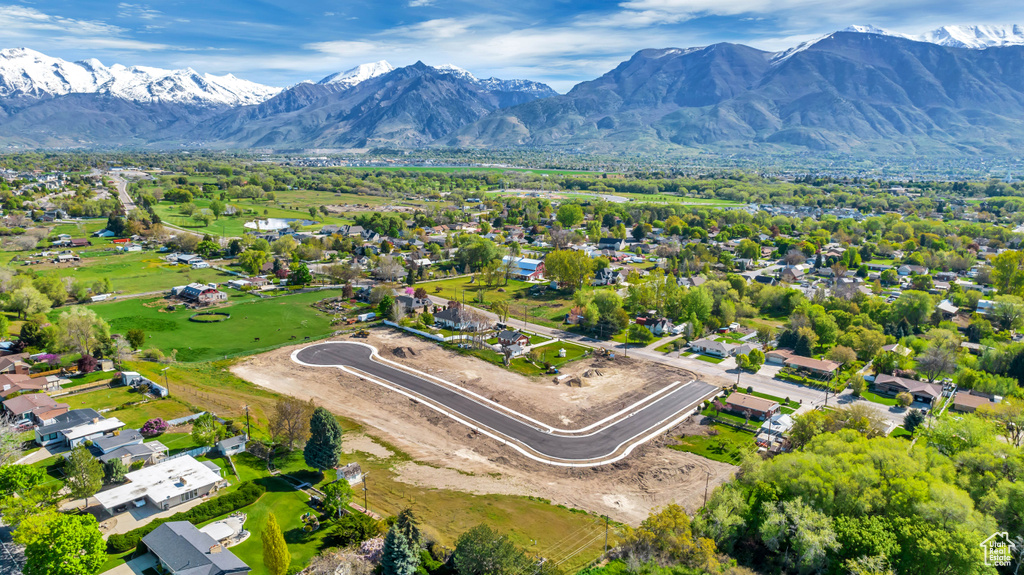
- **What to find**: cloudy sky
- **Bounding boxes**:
[2,1,1021,92]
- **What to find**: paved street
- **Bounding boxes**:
[294,341,719,464]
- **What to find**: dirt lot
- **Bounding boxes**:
[232,330,734,525]
[369,329,697,428]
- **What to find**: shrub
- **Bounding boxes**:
[324,512,384,549]
[896,392,913,408]
[106,481,266,553]
[140,418,168,437]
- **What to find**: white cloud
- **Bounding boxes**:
[0,5,173,51]
[408,0,435,6]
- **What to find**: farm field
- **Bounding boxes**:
[86,290,341,362]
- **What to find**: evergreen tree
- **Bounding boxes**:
[395,508,423,549]
[304,407,343,471]
[381,526,419,575]
[262,512,290,575]
[903,410,926,434]
[794,334,813,357]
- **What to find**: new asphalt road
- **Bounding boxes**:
[294,342,718,464]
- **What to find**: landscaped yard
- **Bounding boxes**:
[670,424,756,465]
[694,354,725,364]
[462,340,592,377]
[860,389,899,406]
[85,290,341,362]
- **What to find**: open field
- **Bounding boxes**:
[229,330,735,526]
[670,424,757,465]
[150,198,348,237]
[422,277,586,328]
[87,290,340,362]
[30,249,231,295]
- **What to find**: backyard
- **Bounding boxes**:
[670,424,757,465]
[29,248,232,295]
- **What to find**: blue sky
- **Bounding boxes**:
[3,1,1023,92]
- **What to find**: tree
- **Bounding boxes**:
[380,525,419,575]
[491,300,510,322]
[891,291,934,326]
[24,514,104,575]
[755,326,776,346]
[125,328,145,349]
[903,409,926,434]
[544,250,594,291]
[305,407,343,471]
[196,240,220,259]
[191,413,219,447]
[555,204,584,228]
[103,459,128,484]
[895,392,913,408]
[453,525,553,575]
[262,512,291,575]
[826,345,857,366]
[322,479,354,519]
[916,344,957,382]
[0,464,45,496]
[9,286,50,319]
[991,249,1024,295]
[290,263,313,286]
[209,200,225,219]
[977,397,1024,447]
[378,295,395,319]
[238,249,269,275]
[850,377,867,396]
[748,348,765,372]
[624,504,719,570]
[990,295,1024,331]
[395,508,422,549]
[65,445,103,505]
[270,398,314,450]
[759,498,840,573]
[192,212,213,227]
[56,307,110,356]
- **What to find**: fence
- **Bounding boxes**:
[166,445,212,461]
[167,412,207,426]
[383,320,445,342]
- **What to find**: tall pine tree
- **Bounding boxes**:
[262,512,291,575]
[396,508,422,549]
[304,407,343,471]
[381,526,419,575]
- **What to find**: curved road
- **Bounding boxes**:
[294,341,718,465]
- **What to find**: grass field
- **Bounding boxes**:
[31,249,231,295]
[860,389,899,406]
[422,277,580,329]
[151,198,350,237]
[694,354,725,364]
[670,424,756,465]
[462,340,591,377]
[86,290,340,362]
[55,386,196,428]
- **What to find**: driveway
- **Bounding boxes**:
[293,341,719,466]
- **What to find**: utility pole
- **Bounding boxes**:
[603,515,609,556]
[703,469,711,505]
[161,366,171,396]
[244,404,251,440]
[362,472,369,512]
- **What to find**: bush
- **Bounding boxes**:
[323,511,383,549]
[140,418,168,437]
[107,481,266,553]
[895,392,913,408]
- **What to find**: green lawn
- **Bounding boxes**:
[31,249,232,296]
[694,354,725,364]
[150,196,355,237]
[860,389,899,406]
[747,391,801,410]
[670,424,756,465]
[655,340,682,354]
[83,290,340,362]
[420,278,593,329]
[462,341,591,377]
[889,427,913,439]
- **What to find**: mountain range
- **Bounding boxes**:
[3,24,1024,155]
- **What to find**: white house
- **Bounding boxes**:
[94,455,224,516]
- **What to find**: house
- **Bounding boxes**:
[0,373,60,398]
[0,354,30,375]
[91,428,145,455]
[765,349,794,365]
[757,413,795,448]
[880,343,913,357]
[140,522,250,575]
[94,455,225,516]
[637,317,674,336]
[592,267,620,286]
[898,265,929,276]
[434,306,484,331]
[191,261,210,269]
[337,462,363,485]
[97,442,168,467]
[779,265,808,283]
[497,330,530,347]
[117,243,143,253]
[976,300,997,315]
[501,256,545,281]
[722,392,780,421]
[214,435,247,457]
[395,295,431,313]
[690,338,734,358]
[34,409,125,447]
[174,283,228,304]
[173,253,203,266]
[678,276,707,288]
[784,355,841,379]
[597,238,625,251]
[752,275,778,286]
[2,393,67,424]
[950,392,994,414]
[872,374,942,404]
[69,238,91,247]
[227,279,251,290]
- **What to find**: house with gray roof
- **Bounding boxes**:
[34,408,125,447]
[141,521,250,575]
[92,429,144,455]
[98,442,168,467]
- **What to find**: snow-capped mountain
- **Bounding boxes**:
[843,24,1024,49]
[0,48,281,106]
[317,60,395,89]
